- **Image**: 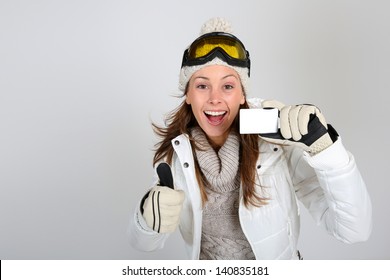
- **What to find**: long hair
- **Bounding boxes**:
[152,89,267,208]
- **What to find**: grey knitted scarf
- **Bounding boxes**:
[191,127,255,260]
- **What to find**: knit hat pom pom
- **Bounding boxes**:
[200,17,233,35]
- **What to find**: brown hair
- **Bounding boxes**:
[152,90,267,208]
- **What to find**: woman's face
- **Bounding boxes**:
[186,65,245,147]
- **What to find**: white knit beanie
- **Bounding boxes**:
[179,18,250,95]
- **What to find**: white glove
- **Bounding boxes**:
[261,100,336,155]
[142,186,185,233]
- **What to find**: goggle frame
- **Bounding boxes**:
[181,32,251,76]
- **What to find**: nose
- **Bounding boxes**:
[208,88,222,105]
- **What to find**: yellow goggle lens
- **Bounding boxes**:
[188,37,247,60]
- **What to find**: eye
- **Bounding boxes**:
[196,84,208,90]
[224,84,234,90]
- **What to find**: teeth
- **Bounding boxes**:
[204,111,226,116]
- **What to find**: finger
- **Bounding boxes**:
[159,188,185,206]
[156,162,174,189]
[289,105,303,141]
[261,99,285,110]
[279,105,293,139]
[160,204,184,216]
[159,223,178,233]
[160,217,180,228]
[298,106,328,135]
[298,105,316,135]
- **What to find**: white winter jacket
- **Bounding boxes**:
[129,134,372,259]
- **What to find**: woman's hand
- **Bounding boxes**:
[142,186,185,233]
[260,100,335,155]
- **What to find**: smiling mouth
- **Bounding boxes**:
[204,111,227,125]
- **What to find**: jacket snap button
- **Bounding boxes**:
[183,162,189,168]
[174,140,180,146]
[273,147,278,152]
[257,164,261,169]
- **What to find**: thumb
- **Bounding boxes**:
[262,99,285,111]
[156,162,175,189]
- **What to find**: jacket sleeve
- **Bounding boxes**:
[289,138,372,244]
[127,175,171,252]
[127,199,170,252]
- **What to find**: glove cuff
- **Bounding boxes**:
[309,124,339,155]
[310,133,333,155]
[140,190,151,215]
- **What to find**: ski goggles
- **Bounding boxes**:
[181,32,251,76]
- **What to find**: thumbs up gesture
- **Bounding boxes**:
[142,163,185,233]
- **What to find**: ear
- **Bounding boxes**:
[240,93,245,105]
[185,93,191,105]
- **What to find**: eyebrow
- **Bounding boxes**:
[222,74,239,80]
[193,74,238,81]
[193,76,209,81]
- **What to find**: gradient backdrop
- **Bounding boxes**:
[1,0,389,259]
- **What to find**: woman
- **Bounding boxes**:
[128,18,372,260]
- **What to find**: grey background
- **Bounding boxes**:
[0,0,389,259]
